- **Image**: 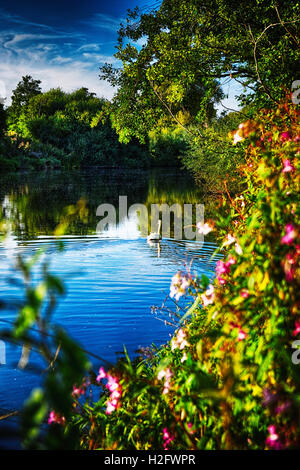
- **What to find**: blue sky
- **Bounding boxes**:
[0,0,240,111]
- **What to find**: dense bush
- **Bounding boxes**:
[4,85,150,170]
[180,112,246,194]
[148,128,189,167]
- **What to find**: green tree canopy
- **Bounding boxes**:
[100,0,299,143]
[8,75,42,125]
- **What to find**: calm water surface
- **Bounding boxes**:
[0,169,220,446]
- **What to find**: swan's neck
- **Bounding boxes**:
[158,219,162,234]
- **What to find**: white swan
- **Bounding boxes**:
[147,219,162,242]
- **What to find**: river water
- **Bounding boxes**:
[0,168,220,447]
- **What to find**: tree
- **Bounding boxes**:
[8,75,42,127]
[100,0,299,143]
[0,103,6,137]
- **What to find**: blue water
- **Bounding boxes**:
[0,168,220,447]
[0,234,218,438]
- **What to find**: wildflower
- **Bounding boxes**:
[282,252,297,281]
[48,411,66,426]
[282,159,295,173]
[170,272,191,301]
[266,425,284,450]
[234,242,243,255]
[237,328,247,341]
[105,401,116,415]
[293,321,300,337]
[216,260,230,277]
[171,328,189,351]
[201,284,215,307]
[230,322,247,341]
[72,384,85,398]
[181,352,188,363]
[281,223,297,245]
[223,233,236,246]
[240,289,249,298]
[158,368,172,394]
[197,221,213,235]
[96,367,122,414]
[96,366,107,382]
[187,422,195,435]
[275,401,291,415]
[162,427,175,450]
[280,131,292,142]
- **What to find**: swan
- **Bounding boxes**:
[147,219,162,242]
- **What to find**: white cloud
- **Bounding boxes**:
[77,43,102,52]
[82,13,124,32]
[0,60,116,105]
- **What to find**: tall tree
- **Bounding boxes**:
[100,0,299,143]
[0,103,6,137]
[8,75,42,127]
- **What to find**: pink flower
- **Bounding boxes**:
[266,425,284,450]
[162,427,175,450]
[281,223,297,245]
[105,401,116,415]
[170,272,191,301]
[171,328,189,351]
[158,368,172,394]
[96,366,107,382]
[72,384,85,398]
[217,276,227,285]
[240,289,249,298]
[280,131,292,142]
[48,411,66,426]
[275,401,291,415]
[292,321,300,337]
[282,159,295,173]
[96,367,122,414]
[216,260,230,276]
[230,322,247,341]
[187,422,195,435]
[237,328,247,341]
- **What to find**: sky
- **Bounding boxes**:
[0,0,240,111]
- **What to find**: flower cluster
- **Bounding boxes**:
[215,256,236,285]
[265,425,285,450]
[157,368,172,395]
[171,328,189,351]
[162,428,175,450]
[48,410,66,426]
[96,367,122,415]
[200,284,215,306]
[170,271,191,301]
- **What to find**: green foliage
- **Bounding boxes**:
[65,100,299,450]
[8,75,42,128]
[100,0,299,143]
[149,128,188,167]
[5,85,150,170]
[181,112,246,193]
